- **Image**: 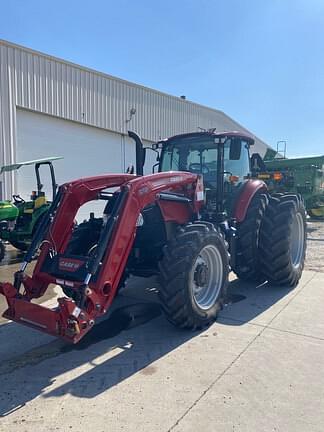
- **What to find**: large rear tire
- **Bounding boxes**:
[159,222,229,329]
[234,193,268,282]
[259,194,307,287]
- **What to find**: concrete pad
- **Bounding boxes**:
[0,270,323,431]
[172,328,324,432]
[269,271,324,339]
[0,275,157,363]
[0,320,57,362]
[0,260,54,324]
[0,309,261,431]
[219,271,316,326]
[0,285,63,361]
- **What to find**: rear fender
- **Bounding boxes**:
[233,180,267,222]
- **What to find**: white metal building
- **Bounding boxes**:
[0,39,272,201]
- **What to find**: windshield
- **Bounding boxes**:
[160,136,250,184]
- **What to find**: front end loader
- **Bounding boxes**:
[0,171,206,342]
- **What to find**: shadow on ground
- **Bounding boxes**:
[0,273,294,417]
[220,277,295,324]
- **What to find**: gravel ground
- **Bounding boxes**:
[305,219,324,272]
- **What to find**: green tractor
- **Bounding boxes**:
[0,201,19,261]
[253,155,324,219]
[0,157,62,262]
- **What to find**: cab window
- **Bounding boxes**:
[224,140,250,181]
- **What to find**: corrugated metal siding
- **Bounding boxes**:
[0,39,270,197]
[0,43,18,196]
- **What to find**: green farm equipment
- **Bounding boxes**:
[0,201,19,261]
[0,157,62,261]
[253,155,324,218]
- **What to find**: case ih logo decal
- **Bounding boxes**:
[59,258,83,272]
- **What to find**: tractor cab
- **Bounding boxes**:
[0,156,62,258]
[154,131,254,220]
[157,131,252,183]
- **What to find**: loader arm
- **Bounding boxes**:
[0,172,203,343]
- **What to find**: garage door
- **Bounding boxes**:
[16,109,153,220]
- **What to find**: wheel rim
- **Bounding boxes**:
[190,244,223,310]
[290,212,305,268]
[310,207,324,218]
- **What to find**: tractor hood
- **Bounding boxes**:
[0,200,19,221]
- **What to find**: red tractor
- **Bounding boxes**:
[0,130,307,343]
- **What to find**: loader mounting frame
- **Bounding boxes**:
[0,172,203,343]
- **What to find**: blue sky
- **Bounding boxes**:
[1,0,324,156]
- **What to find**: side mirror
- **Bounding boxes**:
[229,138,242,160]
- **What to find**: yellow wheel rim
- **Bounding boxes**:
[310,207,324,217]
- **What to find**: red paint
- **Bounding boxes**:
[233,179,267,222]
[0,171,203,343]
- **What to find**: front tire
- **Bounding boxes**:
[259,194,307,287]
[159,222,229,329]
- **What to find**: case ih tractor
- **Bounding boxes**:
[0,131,306,343]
